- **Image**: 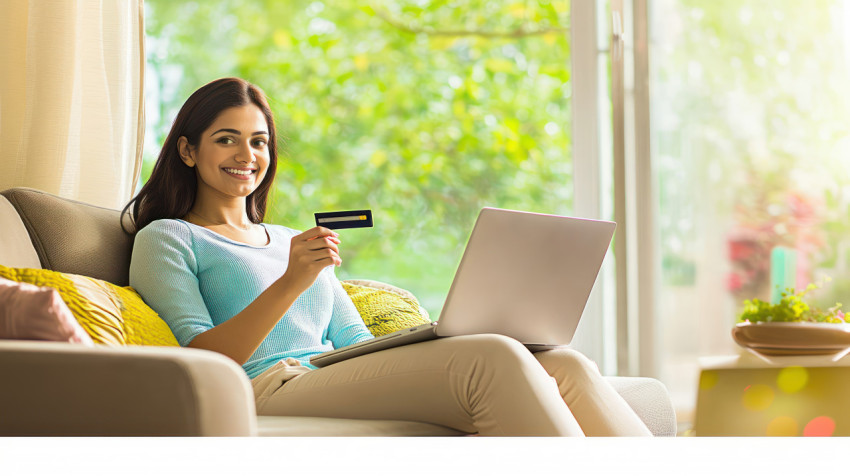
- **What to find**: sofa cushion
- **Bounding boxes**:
[0,265,178,347]
[256,376,677,436]
[256,415,465,436]
[0,277,94,345]
[0,196,41,269]
[0,188,134,286]
[342,280,431,336]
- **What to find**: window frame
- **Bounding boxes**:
[569,0,620,375]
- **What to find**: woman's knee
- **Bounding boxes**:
[452,334,531,362]
[438,334,548,382]
[536,347,601,381]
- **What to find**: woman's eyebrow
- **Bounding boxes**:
[210,128,269,136]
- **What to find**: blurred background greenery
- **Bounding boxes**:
[653,0,850,309]
[142,0,573,315]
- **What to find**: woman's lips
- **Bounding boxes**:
[222,168,256,180]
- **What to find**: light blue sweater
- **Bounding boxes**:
[129,219,374,379]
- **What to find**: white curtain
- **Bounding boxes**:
[0,0,145,209]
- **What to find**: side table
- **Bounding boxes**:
[694,351,850,436]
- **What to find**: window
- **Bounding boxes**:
[143,1,580,322]
[648,0,850,423]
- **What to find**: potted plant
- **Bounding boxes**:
[733,282,850,355]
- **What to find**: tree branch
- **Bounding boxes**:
[373,7,569,39]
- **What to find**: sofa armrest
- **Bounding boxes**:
[604,376,678,437]
[0,340,257,436]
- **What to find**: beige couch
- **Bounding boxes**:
[0,187,677,436]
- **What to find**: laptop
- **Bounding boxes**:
[310,207,616,367]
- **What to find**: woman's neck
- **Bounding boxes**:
[187,196,252,230]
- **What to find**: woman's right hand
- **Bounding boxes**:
[280,226,342,294]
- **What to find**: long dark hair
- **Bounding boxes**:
[122,77,278,234]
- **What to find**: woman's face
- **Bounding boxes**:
[179,104,271,201]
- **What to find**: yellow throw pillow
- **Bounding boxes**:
[0,265,179,347]
[342,280,431,337]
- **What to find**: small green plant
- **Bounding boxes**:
[738,280,847,324]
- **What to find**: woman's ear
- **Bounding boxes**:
[177,136,196,167]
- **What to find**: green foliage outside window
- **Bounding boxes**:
[143,0,573,313]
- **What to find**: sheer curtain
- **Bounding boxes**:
[0,0,145,209]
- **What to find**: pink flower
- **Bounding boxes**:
[727,273,743,291]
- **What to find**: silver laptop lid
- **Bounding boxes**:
[435,208,615,345]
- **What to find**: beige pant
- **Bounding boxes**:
[252,334,652,436]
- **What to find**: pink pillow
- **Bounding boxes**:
[0,277,93,345]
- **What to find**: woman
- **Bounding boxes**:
[125,77,651,437]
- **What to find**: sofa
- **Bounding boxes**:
[0,187,677,436]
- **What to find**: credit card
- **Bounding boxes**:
[314,210,373,230]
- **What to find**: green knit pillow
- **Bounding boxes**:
[342,280,430,337]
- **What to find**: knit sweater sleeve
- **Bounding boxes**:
[129,220,215,347]
[325,269,374,348]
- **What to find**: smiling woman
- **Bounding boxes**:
[124,76,348,368]
[121,76,652,437]
[176,104,271,245]
[124,78,279,234]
